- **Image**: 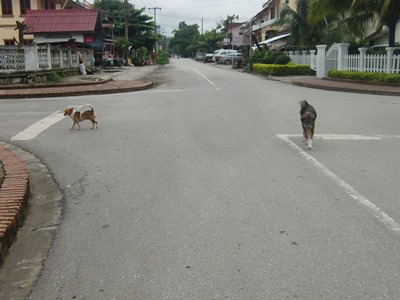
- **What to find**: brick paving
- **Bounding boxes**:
[0,145,29,262]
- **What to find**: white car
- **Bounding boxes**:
[211,49,238,62]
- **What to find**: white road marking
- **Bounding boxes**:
[143,88,220,93]
[185,61,218,87]
[283,134,382,140]
[11,111,65,141]
[277,134,400,234]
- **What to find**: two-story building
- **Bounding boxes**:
[243,0,399,51]
[0,0,84,46]
[237,0,296,52]
[221,22,250,50]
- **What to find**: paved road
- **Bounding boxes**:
[1,58,400,299]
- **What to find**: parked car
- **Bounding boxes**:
[217,53,242,65]
[195,52,205,61]
[212,49,238,62]
[203,53,213,63]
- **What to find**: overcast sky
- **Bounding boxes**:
[129,0,265,36]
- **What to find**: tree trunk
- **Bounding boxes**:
[386,20,397,47]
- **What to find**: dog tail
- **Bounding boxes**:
[85,104,94,112]
[299,100,308,109]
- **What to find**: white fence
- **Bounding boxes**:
[0,44,93,74]
[286,43,400,78]
[285,50,317,71]
[345,52,400,73]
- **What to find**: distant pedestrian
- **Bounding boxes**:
[151,51,157,65]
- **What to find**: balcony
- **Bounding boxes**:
[251,18,277,31]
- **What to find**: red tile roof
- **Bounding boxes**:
[24,9,99,33]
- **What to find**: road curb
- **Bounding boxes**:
[0,80,154,99]
[0,145,30,263]
[291,80,400,96]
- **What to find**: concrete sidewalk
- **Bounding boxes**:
[1,63,400,98]
[286,76,400,96]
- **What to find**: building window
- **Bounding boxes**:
[271,7,276,19]
[19,0,30,15]
[44,0,55,9]
[4,39,16,45]
[23,39,33,45]
[1,0,13,15]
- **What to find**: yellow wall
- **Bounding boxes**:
[0,0,40,44]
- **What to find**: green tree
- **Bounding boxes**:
[195,29,223,52]
[169,21,200,57]
[309,0,400,47]
[93,0,158,50]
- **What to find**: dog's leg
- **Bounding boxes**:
[307,139,312,149]
[90,120,98,129]
[72,122,81,130]
[305,129,312,149]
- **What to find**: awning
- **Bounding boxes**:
[259,33,291,45]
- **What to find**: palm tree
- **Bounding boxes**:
[274,0,350,48]
[309,0,400,47]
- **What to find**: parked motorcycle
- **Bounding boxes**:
[113,58,125,68]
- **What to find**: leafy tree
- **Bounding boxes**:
[169,22,200,57]
[308,0,400,47]
[195,29,223,52]
[216,14,240,29]
[93,0,158,50]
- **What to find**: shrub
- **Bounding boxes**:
[328,70,400,85]
[253,63,315,76]
[132,57,144,66]
[274,53,291,65]
[46,71,61,82]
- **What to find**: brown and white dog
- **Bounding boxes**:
[64,104,98,130]
[299,100,317,149]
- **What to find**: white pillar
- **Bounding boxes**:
[310,50,316,70]
[358,47,367,72]
[316,45,327,78]
[337,43,349,70]
[46,44,52,70]
[386,47,394,73]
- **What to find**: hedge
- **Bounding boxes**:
[253,63,315,76]
[328,70,400,85]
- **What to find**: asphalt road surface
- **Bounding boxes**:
[1,58,400,299]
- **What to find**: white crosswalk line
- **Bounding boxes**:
[277,134,400,234]
[11,111,65,141]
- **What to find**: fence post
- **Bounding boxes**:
[386,47,394,73]
[358,47,367,72]
[310,50,316,70]
[316,45,327,78]
[337,43,349,70]
[46,44,52,70]
[24,45,39,71]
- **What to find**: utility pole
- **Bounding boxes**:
[125,0,128,41]
[148,7,161,51]
[124,0,128,64]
